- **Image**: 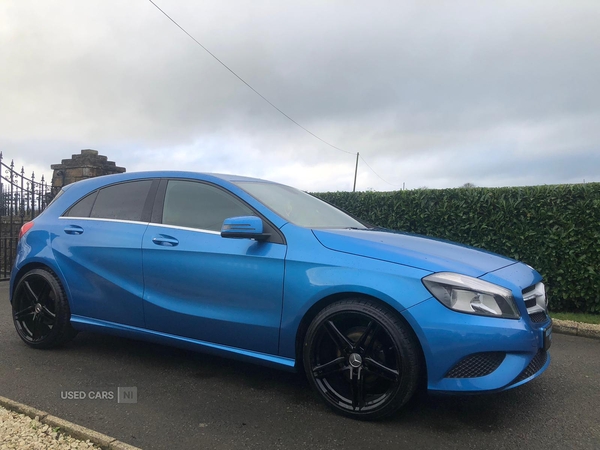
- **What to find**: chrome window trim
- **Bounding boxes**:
[58,216,149,226]
[59,216,226,235]
[147,222,221,235]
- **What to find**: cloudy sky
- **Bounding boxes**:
[1,0,599,192]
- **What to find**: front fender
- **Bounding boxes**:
[277,227,432,358]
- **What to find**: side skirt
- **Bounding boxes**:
[70,315,297,372]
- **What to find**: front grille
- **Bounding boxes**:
[522,285,536,295]
[513,349,548,383]
[445,352,506,378]
[529,311,549,323]
[522,283,548,325]
[524,298,537,308]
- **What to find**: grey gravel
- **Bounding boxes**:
[0,406,100,450]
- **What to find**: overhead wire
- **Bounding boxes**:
[359,155,403,188]
[148,0,404,187]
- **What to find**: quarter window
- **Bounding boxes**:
[162,180,254,231]
[64,191,97,218]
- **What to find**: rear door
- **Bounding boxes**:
[52,179,157,327]
[141,179,286,354]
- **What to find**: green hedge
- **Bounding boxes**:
[314,184,600,314]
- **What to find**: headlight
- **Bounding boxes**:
[422,272,520,319]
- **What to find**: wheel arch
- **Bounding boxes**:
[11,261,69,303]
[11,262,79,348]
[293,292,427,383]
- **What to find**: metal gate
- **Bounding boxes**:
[1,153,50,280]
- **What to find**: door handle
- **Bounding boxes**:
[64,225,84,235]
[152,235,179,247]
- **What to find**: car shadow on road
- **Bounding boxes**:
[63,331,548,434]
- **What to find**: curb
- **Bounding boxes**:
[552,318,600,340]
[0,396,141,450]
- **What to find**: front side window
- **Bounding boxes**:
[162,180,254,231]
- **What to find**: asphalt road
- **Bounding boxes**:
[1,281,599,450]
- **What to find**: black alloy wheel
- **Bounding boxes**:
[12,268,77,348]
[303,299,420,420]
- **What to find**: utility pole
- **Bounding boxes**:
[353,152,359,192]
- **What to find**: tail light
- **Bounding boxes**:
[18,221,34,241]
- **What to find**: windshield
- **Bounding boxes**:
[235,181,366,229]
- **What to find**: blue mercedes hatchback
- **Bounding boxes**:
[10,171,552,419]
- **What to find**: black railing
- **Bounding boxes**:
[0,152,50,280]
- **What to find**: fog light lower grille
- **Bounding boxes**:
[445,352,506,378]
[513,349,548,383]
[529,311,549,323]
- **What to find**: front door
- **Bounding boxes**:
[141,180,286,355]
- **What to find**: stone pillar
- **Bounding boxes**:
[51,149,126,193]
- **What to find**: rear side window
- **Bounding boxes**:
[64,180,153,221]
[90,180,153,221]
[64,191,97,217]
[162,180,254,231]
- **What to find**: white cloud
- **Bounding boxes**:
[1,0,599,192]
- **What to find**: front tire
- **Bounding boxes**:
[303,299,421,420]
[12,268,77,349]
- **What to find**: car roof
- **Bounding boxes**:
[59,171,278,193]
[48,171,291,229]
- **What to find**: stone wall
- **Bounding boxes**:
[51,149,125,192]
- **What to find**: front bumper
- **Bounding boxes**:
[402,298,551,393]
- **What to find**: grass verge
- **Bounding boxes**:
[550,312,600,325]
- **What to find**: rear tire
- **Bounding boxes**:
[12,268,78,349]
[303,299,421,420]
